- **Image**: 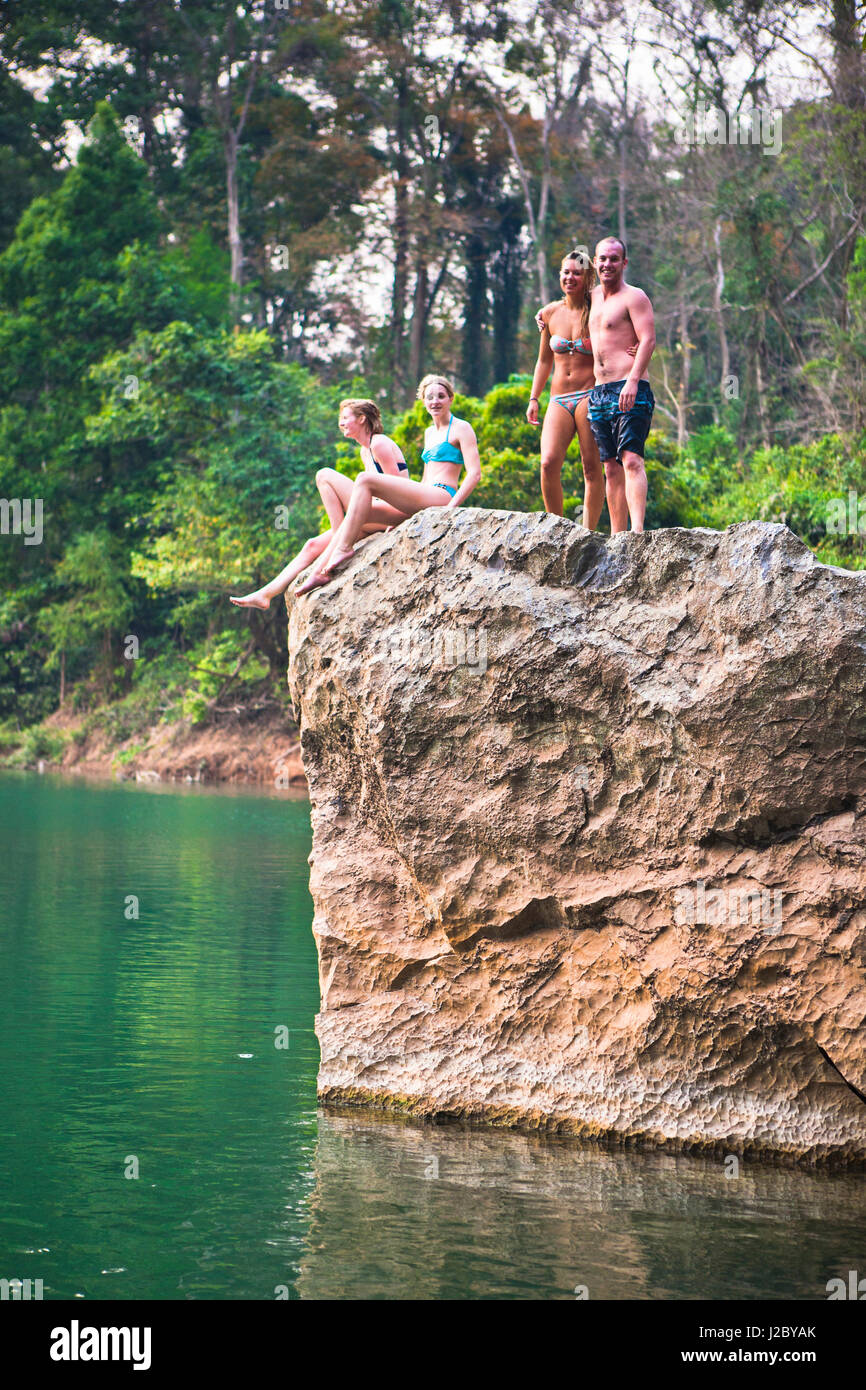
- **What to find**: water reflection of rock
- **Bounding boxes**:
[297,1110,866,1300]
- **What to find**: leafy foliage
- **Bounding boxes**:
[2,3,866,746]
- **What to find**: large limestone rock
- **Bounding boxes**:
[287,511,866,1162]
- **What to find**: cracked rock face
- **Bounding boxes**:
[287,512,866,1162]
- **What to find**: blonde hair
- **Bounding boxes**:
[339,398,383,436]
[416,374,455,402]
[561,250,596,341]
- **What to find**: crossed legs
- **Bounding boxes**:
[230,469,405,608]
[297,473,452,592]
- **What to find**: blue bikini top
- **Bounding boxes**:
[421,414,464,466]
[550,334,593,355]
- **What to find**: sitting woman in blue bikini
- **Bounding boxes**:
[527,249,604,525]
[296,374,481,593]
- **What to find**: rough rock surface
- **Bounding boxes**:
[288,511,866,1162]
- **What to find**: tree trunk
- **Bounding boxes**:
[249,608,287,679]
[678,296,691,446]
[226,129,242,322]
[712,218,731,401]
[496,104,550,306]
[461,234,487,395]
[494,247,522,383]
[136,47,158,172]
[390,75,411,397]
[831,0,865,108]
[618,131,628,252]
[536,113,552,304]
[490,195,525,383]
[754,315,770,449]
[408,259,429,387]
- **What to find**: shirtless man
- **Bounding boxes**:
[535,238,655,532]
[586,237,656,533]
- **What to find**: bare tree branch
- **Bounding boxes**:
[782,215,863,304]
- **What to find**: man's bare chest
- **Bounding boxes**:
[590,298,632,337]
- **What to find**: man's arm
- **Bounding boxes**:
[535,298,563,332]
[618,289,656,412]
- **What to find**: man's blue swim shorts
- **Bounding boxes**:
[588,379,655,462]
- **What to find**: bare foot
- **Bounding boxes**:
[229,590,271,609]
[295,548,356,595]
[294,569,332,596]
[320,546,355,575]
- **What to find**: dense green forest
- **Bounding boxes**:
[1,0,865,761]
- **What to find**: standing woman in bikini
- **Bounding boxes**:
[229,398,409,608]
[527,250,603,525]
[296,374,481,593]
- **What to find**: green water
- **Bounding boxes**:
[1,772,864,1301]
[0,772,318,1301]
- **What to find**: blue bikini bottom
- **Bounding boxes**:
[553,388,592,417]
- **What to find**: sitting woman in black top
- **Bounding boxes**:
[230,398,409,609]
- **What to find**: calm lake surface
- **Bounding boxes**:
[0,771,863,1301]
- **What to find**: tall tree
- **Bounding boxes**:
[490,0,600,304]
[331,0,509,397]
